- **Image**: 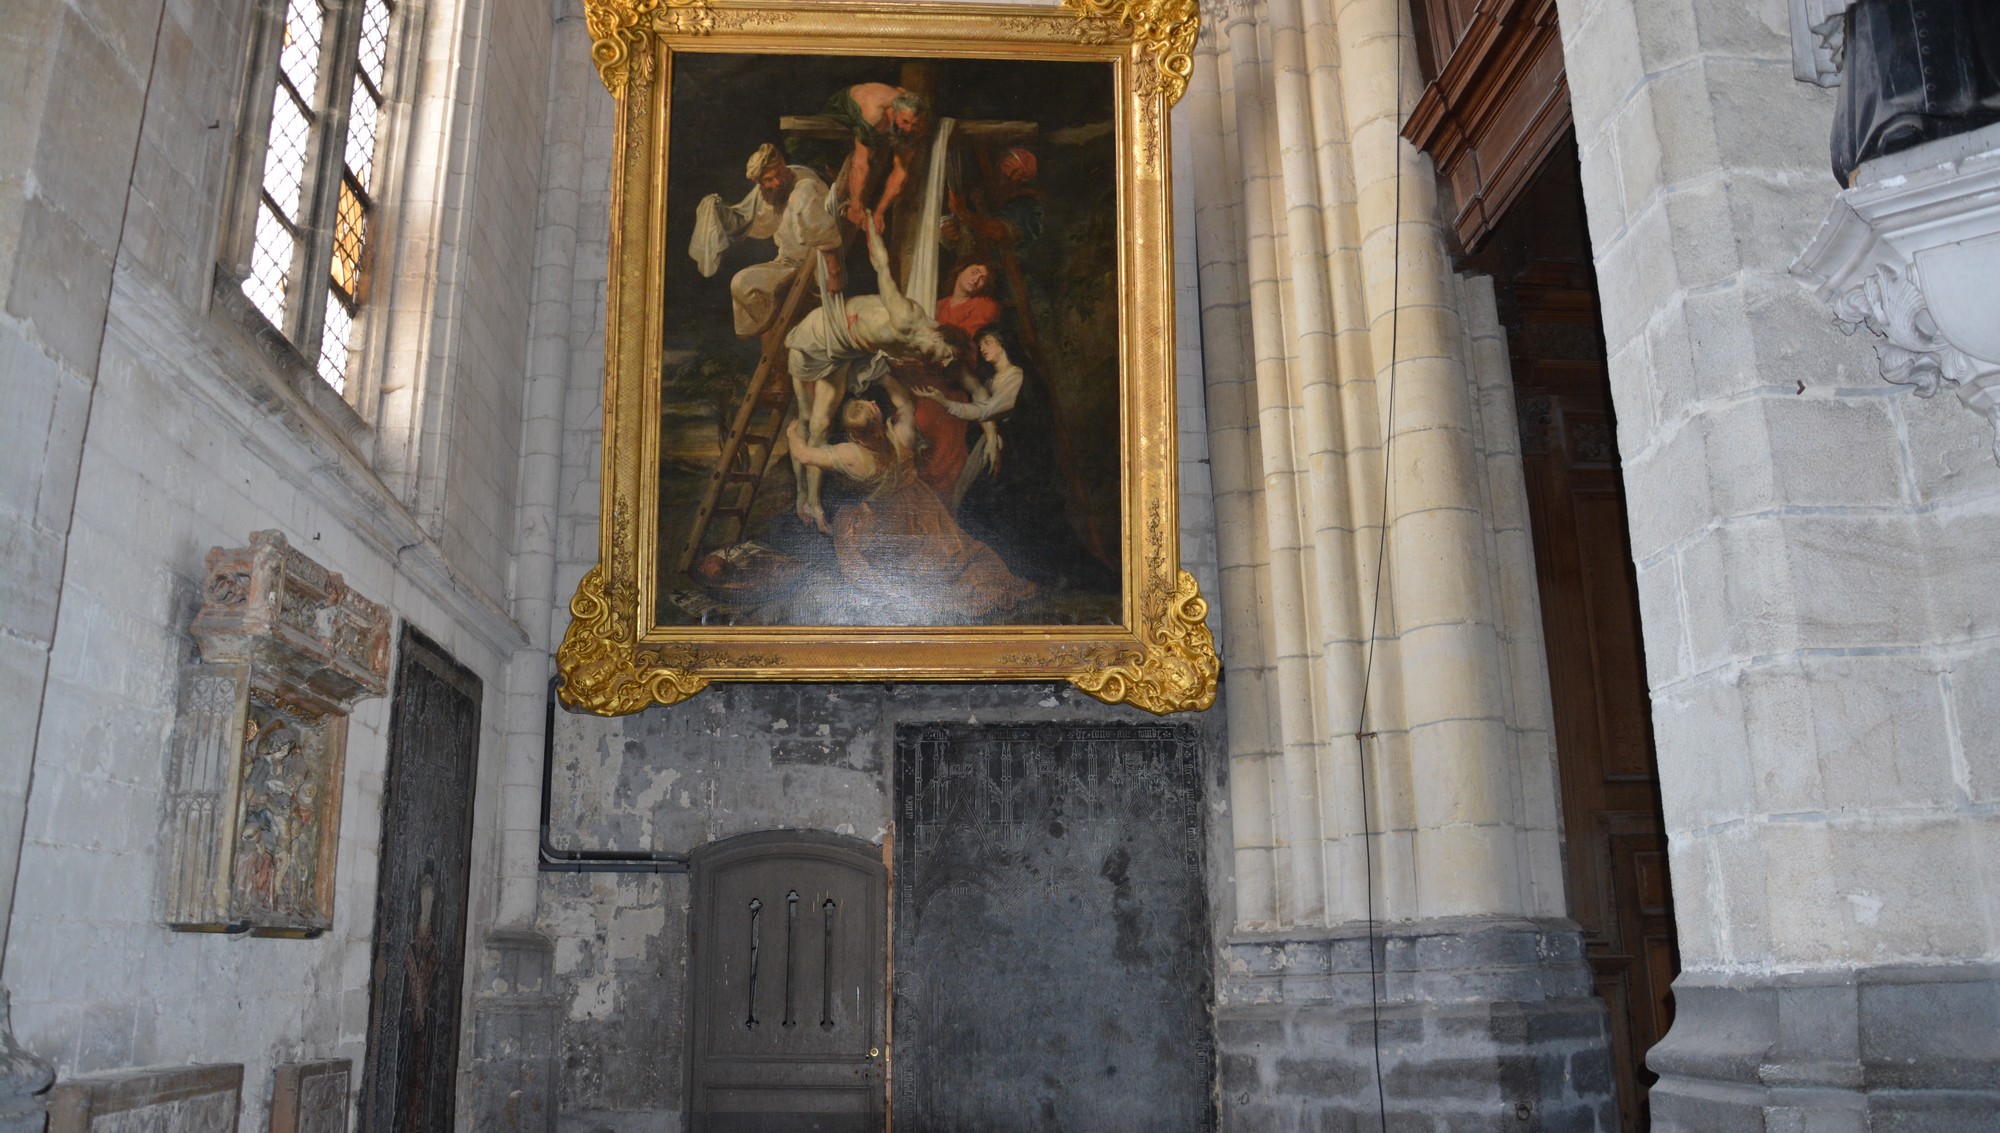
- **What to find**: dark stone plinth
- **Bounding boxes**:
[1648,963,2000,1133]
[1216,918,1617,1133]
[0,990,51,1133]
[468,927,561,1133]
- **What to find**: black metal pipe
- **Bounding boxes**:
[539,678,691,874]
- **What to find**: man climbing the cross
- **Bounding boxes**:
[822,82,931,231]
[784,212,957,533]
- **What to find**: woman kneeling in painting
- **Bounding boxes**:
[785,374,1034,623]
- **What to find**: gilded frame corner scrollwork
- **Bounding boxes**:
[560,0,1216,715]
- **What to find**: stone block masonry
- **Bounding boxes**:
[3,0,558,1123]
[1218,919,1616,1132]
[533,680,1231,1131]
[1554,0,2000,1127]
[45,1063,242,1133]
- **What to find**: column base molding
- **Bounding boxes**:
[0,990,52,1133]
[1216,917,1616,1132]
[1649,964,2000,1133]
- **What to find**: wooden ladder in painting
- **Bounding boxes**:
[674,255,819,574]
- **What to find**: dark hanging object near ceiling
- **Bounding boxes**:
[1834,0,2000,183]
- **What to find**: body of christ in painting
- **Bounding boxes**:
[657,53,1123,628]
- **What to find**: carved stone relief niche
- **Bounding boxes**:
[163,530,390,936]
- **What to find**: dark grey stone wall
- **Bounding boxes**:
[468,928,561,1133]
[1648,963,2000,1133]
[1217,918,1616,1132]
[535,680,1230,1133]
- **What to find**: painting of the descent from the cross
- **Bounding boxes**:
[655,53,1123,629]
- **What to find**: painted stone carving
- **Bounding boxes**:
[269,1059,350,1133]
[1791,0,2000,183]
[44,1065,243,1133]
[163,531,389,935]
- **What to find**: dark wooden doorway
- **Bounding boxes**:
[891,723,1213,1133]
[686,831,888,1133]
[359,627,483,1133]
[1464,136,1680,1132]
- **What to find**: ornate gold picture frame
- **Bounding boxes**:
[559,0,1215,715]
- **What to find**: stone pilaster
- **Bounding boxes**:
[1191,0,1567,937]
[1555,0,2000,1126]
[1191,0,1603,1121]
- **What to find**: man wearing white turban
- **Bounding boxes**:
[688,143,842,336]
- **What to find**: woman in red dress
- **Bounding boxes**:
[912,262,1001,499]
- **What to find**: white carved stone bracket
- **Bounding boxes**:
[1794,123,2000,464]
[1790,0,1848,86]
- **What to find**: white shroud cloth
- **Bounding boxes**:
[901,117,956,312]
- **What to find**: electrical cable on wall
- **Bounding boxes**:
[1353,0,1412,1129]
[540,679,691,874]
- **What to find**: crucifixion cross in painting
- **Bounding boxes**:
[677,65,1106,594]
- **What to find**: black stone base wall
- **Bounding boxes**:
[1216,918,1616,1133]
[1648,963,2000,1133]
[468,927,563,1133]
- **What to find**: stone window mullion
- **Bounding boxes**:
[287,0,366,362]
[218,3,289,289]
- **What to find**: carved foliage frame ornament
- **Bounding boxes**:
[559,0,1215,715]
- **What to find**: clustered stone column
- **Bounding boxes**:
[1189,0,1610,1126]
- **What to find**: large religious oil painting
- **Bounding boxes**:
[558,0,1217,715]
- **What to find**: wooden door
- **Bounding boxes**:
[359,627,482,1133]
[687,831,887,1133]
[1520,378,1679,1132]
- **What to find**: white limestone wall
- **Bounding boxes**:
[1555,0,2000,975]
[0,0,557,1126]
[0,0,162,976]
[1188,0,1566,934]
[438,0,546,601]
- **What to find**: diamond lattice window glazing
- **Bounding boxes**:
[237,0,399,399]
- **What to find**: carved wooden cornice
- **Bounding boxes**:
[1403,0,1571,253]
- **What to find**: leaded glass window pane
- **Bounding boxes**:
[320,289,355,392]
[237,0,397,399]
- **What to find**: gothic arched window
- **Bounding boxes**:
[225,0,402,396]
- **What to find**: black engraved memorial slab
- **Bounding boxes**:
[893,723,1213,1132]
[359,628,482,1133]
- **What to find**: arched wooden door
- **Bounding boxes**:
[687,830,887,1133]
